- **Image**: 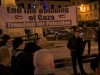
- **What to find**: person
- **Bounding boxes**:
[24,42,41,74]
[11,37,41,75]
[24,28,31,39]
[33,38,55,75]
[1,34,13,68]
[24,42,41,54]
[11,37,27,75]
[67,30,86,75]
[34,49,55,75]
[90,54,100,75]
[0,46,13,75]
[1,34,12,47]
[82,24,92,55]
[12,37,25,56]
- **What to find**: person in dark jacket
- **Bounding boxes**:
[67,30,86,75]
[82,24,93,55]
[11,37,31,75]
[0,46,13,75]
[24,42,41,73]
[90,54,100,75]
[11,37,41,75]
[24,42,41,54]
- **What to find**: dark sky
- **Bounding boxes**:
[40,0,70,1]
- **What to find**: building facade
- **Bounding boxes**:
[15,0,70,9]
[77,1,99,27]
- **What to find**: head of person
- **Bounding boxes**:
[0,46,10,66]
[35,38,43,47]
[2,34,12,46]
[12,37,25,50]
[74,30,80,38]
[24,42,41,54]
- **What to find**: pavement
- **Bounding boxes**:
[43,40,98,75]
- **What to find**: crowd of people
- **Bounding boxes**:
[0,34,55,75]
[67,24,100,75]
[0,24,99,75]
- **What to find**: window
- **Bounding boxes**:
[28,3,35,9]
[18,4,24,8]
[85,14,89,20]
[90,13,92,19]
[72,2,75,5]
[77,2,80,5]
[77,8,80,12]
[51,5,54,9]
[78,14,81,20]
[65,5,67,7]
[90,5,92,11]
[85,6,87,11]
[94,4,97,10]
[28,4,31,9]
[58,5,61,8]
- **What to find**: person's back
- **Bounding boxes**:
[34,49,55,75]
[0,46,13,75]
[90,54,100,75]
[11,37,34,75]
[11,51,34,75]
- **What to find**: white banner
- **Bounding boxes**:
[0,6,77,29]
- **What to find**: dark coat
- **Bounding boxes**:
[0,64,13,75]
[11,51,34,75]
[67,36,83,54]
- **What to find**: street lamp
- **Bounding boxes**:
[79,4,86,12]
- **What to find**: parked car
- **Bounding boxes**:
[56,30,68,40]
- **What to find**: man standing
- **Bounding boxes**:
[82,24,92,55]
[67,30,86,75]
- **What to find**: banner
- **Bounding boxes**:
[0,6,77,29]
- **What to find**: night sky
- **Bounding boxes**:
[39,0,70,1]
